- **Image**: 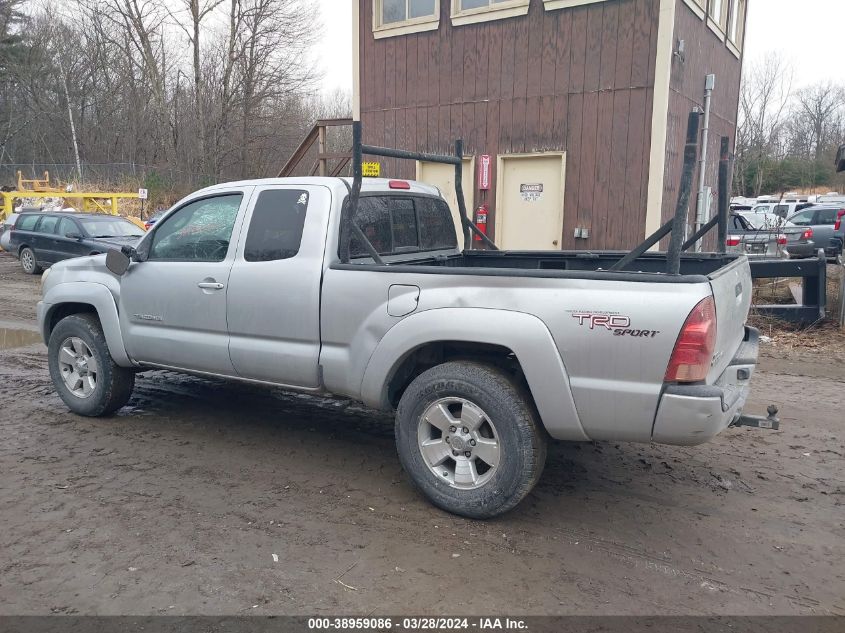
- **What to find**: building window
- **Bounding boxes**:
[373,0,439,39]
[542,0,608,12]
[681,0,706,19]
[708,0,729,34]
[728,0,746,49]
[451,0,530,27]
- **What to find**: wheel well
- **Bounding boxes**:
[47,303,98,338]
[386,341,528,408]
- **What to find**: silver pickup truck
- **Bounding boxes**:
[37,176,762,518]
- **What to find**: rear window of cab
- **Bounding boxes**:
[346,195,458,258]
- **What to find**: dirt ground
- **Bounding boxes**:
[0,252,842,616]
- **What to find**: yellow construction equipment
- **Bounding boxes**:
[1,190,143,223]
[17,170,59,193]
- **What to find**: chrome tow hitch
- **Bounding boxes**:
[733,405,780,431]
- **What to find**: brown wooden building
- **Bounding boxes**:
[353,0,748,250]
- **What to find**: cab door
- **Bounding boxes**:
[226,185,330,387]
[118,190,251,374]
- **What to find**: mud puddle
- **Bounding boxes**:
[0,327,42,349]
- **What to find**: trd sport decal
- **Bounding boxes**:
[570,312,660,338]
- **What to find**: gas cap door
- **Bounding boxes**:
[388,284,420,317]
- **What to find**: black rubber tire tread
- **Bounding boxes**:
[48,313,135,417]
[19,247,41,274]
[395,361,547,519]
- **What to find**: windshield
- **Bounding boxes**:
[79,217,144,238]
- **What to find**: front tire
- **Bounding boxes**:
[48,314,135,416]
[395,361,547,519]
[19,247,41,274]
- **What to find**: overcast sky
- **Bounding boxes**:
[313,0,844,94]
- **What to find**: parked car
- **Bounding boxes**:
[752,201,812,219]
[8,212,145,274]
[726,212,787,259]
[37,176,761,519]
[782,204,845,259]
[0,212,19,252]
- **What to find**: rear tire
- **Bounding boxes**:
[48,313,135,417]
[19,247,41,274]
[395,361,547,519]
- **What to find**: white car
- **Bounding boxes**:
[0,212,19,252]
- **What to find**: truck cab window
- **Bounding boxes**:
[244,189,309,262]
[148,194,242,262]
[391,199,419,249]
[348,195,458,258]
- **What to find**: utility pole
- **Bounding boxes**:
[694,74,716,252]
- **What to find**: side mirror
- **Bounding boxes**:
[65,231,83,240]
[105,248,131,276]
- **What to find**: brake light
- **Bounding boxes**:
[835,210,845,231]
[801,227,813,240]
[388,180,411,190]
[665,296,717,383]
[725,237,741,247]
[776,234,787,246]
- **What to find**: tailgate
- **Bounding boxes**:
[706,257,753,383]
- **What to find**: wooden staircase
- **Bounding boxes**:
[278,118,353,178]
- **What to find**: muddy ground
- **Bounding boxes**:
[0,253,842,616]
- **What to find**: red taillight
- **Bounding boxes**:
[144,222,152,231]
[801,227,813,240]
[776,234,787,246]
[835,210,845,231]
[725,237,741,247]
[388,180,410,189]
[665,296,717,384]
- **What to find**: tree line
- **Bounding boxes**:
[735,53,845,198]
[0,0,349,204]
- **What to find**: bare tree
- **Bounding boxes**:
[736,53,795,196]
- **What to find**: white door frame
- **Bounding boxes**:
[494,151,567,249]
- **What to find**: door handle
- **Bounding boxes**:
[197,282,225,290]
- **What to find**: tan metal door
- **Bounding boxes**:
[417,158,474,243]
[496,154,565,250]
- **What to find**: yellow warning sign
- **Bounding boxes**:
[362,162,381,177]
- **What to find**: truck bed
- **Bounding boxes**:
[340,250,743,283]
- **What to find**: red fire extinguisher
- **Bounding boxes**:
[474,204,489,242]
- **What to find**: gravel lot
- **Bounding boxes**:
[0,252,843,616]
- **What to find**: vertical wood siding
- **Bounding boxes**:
[359,0,661,249]
[660,0,744,249]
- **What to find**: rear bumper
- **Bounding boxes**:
[651,327,759,446]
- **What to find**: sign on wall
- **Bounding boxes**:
[478,155,491,190]
[362,162,381,177]
[520,183,543,202]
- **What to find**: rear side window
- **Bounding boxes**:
[17,215,39,231]
[816,208,837,224]
[348,196,457,258]
[38,216,59,234]
[788,210,815,226]
[243,189,309,262]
